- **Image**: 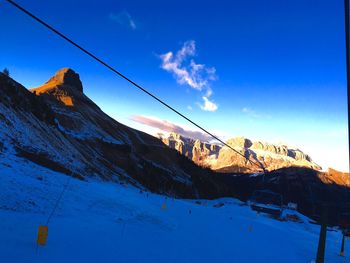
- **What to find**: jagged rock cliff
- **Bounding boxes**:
[160,133,321,173]
[160,132,220,168]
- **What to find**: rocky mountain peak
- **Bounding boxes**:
[30,68,85,107]
[161,132,321,172]
[46,68,83,92]
[226,137,253,148]
[169,132,185,141]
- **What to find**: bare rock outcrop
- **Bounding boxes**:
[320,168,350,187]
[31,68,85,107]
[226,137,252,148]
[161,134,321,173]
[160,133,220,167]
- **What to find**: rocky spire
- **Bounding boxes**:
[45,68,83,92]
[30,68,85,107]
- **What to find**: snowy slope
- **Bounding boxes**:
[0,69,226,197]
[0,154,348,263]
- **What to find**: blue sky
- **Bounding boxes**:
[0,0,348,171]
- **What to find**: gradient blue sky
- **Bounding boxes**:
[1,0,348,171]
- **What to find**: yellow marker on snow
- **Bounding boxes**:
[161,203,167,210]
[37,225,48,246]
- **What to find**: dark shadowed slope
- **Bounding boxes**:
[1,69,218,197]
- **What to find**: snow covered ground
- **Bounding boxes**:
[0,153,349,263]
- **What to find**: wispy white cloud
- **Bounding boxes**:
[200,96,218,112]
[160,41,215,90]
[160,40,218,111]
[109,11,136,30]
[242,107,271,119]
[130,115,215,141]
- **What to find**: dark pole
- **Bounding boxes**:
[340,232,345,256]
[340,1,349,257]
[316,204,328,263]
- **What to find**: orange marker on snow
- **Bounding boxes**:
[37,226,48,246]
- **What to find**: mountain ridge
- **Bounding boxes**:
[0,69,221,197]
[1,68,349,226]
[159,132,321,173]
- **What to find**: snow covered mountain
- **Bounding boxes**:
[160,132,321,173]
[1,68,349,227]
[0,68,223,198]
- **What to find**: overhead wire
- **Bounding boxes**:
[45,173,72,225]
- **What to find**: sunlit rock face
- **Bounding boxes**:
[322,168,350,187]
[31,68,83,106]
[159,132,220,168]
[226,137,252,148]
[160,133,321,173]
[45,68,83,92]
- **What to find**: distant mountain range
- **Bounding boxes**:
[159,132,321,173]
[0,68,349,225]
